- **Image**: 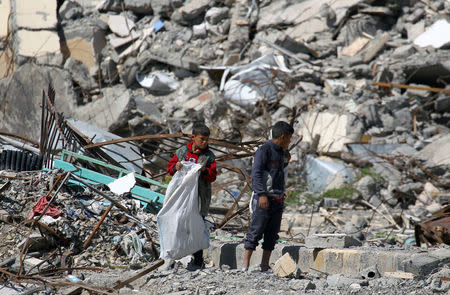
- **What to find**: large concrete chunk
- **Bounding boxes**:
[258,0,362,38]
[108,14,135,37]
[305,234,362,249]
[181,0,210,21]
[415,134,450,166]
[15,30,60,57]
[63,23,106,69]
[15,0,57,29]
[297,111,363,153]
[72,85,132,131]
[0,63,76,141]
[0,0,10,38]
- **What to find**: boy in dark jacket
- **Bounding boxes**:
[242,121,294,271]
[167,122,217,268]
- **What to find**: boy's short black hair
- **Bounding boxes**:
[272,121,294,139]
[192,122,210,137]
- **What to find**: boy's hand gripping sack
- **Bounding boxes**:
[157,161,209,260]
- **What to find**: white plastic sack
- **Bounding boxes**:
[157,161,209,260]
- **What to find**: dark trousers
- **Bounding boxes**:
[193,215,206,266]
[244,197,284,251]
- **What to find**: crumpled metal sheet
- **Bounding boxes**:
[415,205,450,247]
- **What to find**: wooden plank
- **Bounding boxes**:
[113,259,164,290]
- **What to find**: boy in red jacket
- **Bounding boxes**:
[167,122,217,268]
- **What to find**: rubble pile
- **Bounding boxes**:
[0,0,450,294]
[0,170,159,270]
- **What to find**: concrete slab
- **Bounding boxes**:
[0,0,10,38]
[15,0,57,29]
[72,85,131,131]
[108,14,135,37]
[415,134,450,166]
[16,30,60,57]
[297,111,362,153]
[258,0,361,38]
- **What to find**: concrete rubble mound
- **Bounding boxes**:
[0,0,450,294]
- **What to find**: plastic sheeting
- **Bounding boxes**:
[303,155,355,193]
[136,71,179,94]
[221,53,292,106]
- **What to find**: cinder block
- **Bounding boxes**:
[402,253,442,277]
[305,234,362,249]
[207,242,239,269]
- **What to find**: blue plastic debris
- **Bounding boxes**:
[153,19,164,33]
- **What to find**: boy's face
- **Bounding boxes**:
[192,134,209,150]
[278,134,292,149]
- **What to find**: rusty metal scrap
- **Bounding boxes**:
[415,205,450,247]
[373,81,450,94]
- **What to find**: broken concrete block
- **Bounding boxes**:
[15,0,57,29]
[341,37,370,57]
[63,23,107,70]
[193,23,207,39]
[183,92,213,111]
[402,253,442,277]
[73,85,132,131]
[64,57,98,91]
[415,134,450,166]
[15,30,60,57]
[305,234,362,249]
[35,52,64,67]
[383,271,414,279]
[392,44,415,59]
[59,0,84,20]
[273,253,297,277]
[297,111,363,153]
[363,33,390,63]
[407,20,425,41]
[10,257,51,274]
[259,0,361,39]
[205,7,229,25]
[108,14,135,37]
[0,0,10,38]
[180,0,210,21]
[98,0,153,14]
[0,63,76,141]
[109,31,140,48]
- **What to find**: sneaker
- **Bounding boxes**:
[240,266,249,272]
